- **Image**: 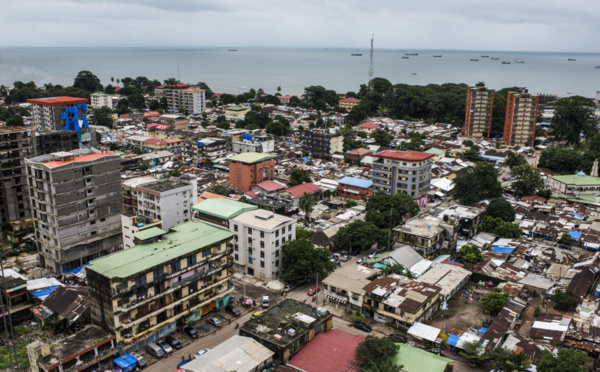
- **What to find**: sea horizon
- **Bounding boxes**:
[1,46,598,98]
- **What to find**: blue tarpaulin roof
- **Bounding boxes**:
[478,327,488,334]
[571,213,584,219]
[302,157,310,162]
[569,231,582,240]
[337,176,373,189]
[114,354,138,372]
[446,334,459,346]
[491,247,515,253]
[63,263,89,275]
[33,286,59,300]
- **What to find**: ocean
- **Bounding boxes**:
[0,47,599,98]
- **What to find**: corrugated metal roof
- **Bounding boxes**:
[337,176,373,189]
[392,343,452,372]
[227,152,276,164]
[192,198,257,220]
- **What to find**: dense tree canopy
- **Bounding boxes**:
[366,193,420,229]
[552,289,575,310]
[459,340,489,366]
[483,216,522,238]
[481,289,509,315]
[511,164,544,196]
[485,198,515,222]
[459,244,484,264]
[208,185,229,196]
[289,169,312,186]
[92,106,114,128]
[489,347,532,372]
[453,163,502,205]
[372,129,394,147]
[73,70,103,92]
[303,85,339,110]
[335,220,379,253]
[550,96,597,145]
[505,151,528,169]
[281,238,336,284]
[356,335,401,371]
[537,348,587,372]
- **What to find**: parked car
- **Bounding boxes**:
[156,340,173,354]
[341,254,351,262]
[194,348,210,358]
[145,343,165,359]
[130,352,146,368]
[206,317,222,328]
[307,287,321,296]
[262,296,270,308]
[283,284,296,292]
[357,258,365,265]
[340,251,349,256]
[425,347,444,356]
[559,243,572,250]
[184,325,198,339]
[165,335,182,350]
[251,311,264,319]
[388,334,407,343]
[354,322,372,332]
[226,304,242,317]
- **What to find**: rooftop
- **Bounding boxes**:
[227,152,277,164]
[337,176,373,189]
[282,183,321,198]
[26,96,89,106]
[322,262,378,295]
[550,174,600,186]
[28,149,115,169]
[392,343,453,372]
[416,264,471,298]
[232,209,295,230]
[133,227,168,241]
[375,151,435,162]
[138,178,190,193]
[288,329,364,372]
[87,221,232,279]
[255,180,287,193]
[192,198,258,220]
[340,97,361,103]
[225,106,251,111]
[356,121,378,128]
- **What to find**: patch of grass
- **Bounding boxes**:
[0,343,30,370]
[13,325,31,337]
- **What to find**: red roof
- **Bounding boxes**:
[283,183,321,198]
[375,151,435,162]
[289,329,364,372]
[146,123,159,128]
[144,111,160,117]
[340,97,361,103]
[356,121,379,129]
[144,138,183,145]
[520,195,547,202]
[347,148,373,155]
[27,96,89,106]
[255,180,286,193]
[44,153,113,168]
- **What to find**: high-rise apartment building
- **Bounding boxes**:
[302,131,343,160]
[464,82,495,138]
[503,89,539,147]
[90,93,114,109]
[231,209,296,279]
[0,127,34,240]
[27,96,89,132]
[228,153,277,192]
[86,221,234,350]
[26,149,123,273]
[154,84,206,114]
[371,151,434,207]
[33,130,80,156]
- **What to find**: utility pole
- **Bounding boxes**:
[368,34,374,91]
[387,205,394,258]
[0,246,18,371]
[315,273,319,303]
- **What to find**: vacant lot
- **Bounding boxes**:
[430,283,494,333]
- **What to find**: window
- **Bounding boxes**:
[248,227,253,234]
[260,241,265,248]
[248,257,253,264]
[275,260,279,267]
[187,255,197,266]
[171,261,181,273]
[282,237,286,243]
[288,225,292,232]
[234,244,239,251]
[248,237,253,244]
[233,224,238,232]
[275,230,279,237]
[235,254,239,261]
[275,250,279,257]
[260,261,265,268]
[260,251,265,258]
[288,234,292,241]
[275,240,280,247]
[260,231,265,238]
[202,249,211,257]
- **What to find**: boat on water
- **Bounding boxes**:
[502,61,511,64]
[405,53,418,56]
[481,55,489,58]
[470,59,479,61]
[596,66,600,69]
[514,60,524,63]
[351,53,363,56]
[491,57,499,60]
[433,55,442,57]
[228,49,238,51]
[402,56,409,59]
[568,58,576,61]
[411,73,417,75]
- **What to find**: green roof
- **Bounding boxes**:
[192,198,257,220]
[225,106,250,111]
[87,221,232,279]
[133,227,167,241]
[392,344,453,372]
[550,174,600,186]
[425,148,445,155]
[227,152,277,164]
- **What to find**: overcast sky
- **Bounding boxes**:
[1,0,599,52]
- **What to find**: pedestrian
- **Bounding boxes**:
[188,353,191,360]
[228,319,231,325]
[213,329,216,335]
[181,354,185,362]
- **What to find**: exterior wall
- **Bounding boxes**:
[91,93,114,109]
[464,83,494,137]
[548,178,600,196]
[136,179,198,231]
[26,151,124,273]
[302,133,343,159]
[225,108,251,122]
[231,216,295,279]
[87,241,233,346]
[31,104,65,132]
[228,159,276,192]
[336,183,373,200]
[34,131,79,156]
[365,291,440,326]
[503,91,539,147]
[371,157,432,205]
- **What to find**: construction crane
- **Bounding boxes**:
[368,34,374,91]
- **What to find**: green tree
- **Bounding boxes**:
[537,348,587,372]
[289,168,312,186]
[485,198,515,222]
[296,226,313,241]
[303,85,338,109]
[299,192,315,219]
[116,99,130,115]
[489,347,532,372]
[511,164,544,196]
[459,340,489,366]
[551,96,597,145]
[552,289,575,310]
[92,106,114,128]
[5,115,24,127]
[73,70,103,92]
[534,306,541,317]
[366,193,419,229]
[538,147,583,174]
[482,216,522,238]
[344,199,358,208]
[459,244,483,264]
[169,169,181,177]
[148,99,160,110]
[453,162,502,205]
[281,238,335,284]
[462,139,474,147]
[208,185,229,196]
[560,233,572,245]
[356,335,401,370]
[128,93,146,109]
[505,151,527,169]
[336,220,379,253]
[350,310,366,323]
[481,289,509,315]
[216,121,230,130]
[138,164,149,171]
[372,129,394,147]
[461,149,483,162]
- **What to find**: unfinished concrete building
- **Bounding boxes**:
[33,130,80,156]
[26,149,123,273]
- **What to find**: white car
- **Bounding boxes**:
[194,348,210,358]
[206,317,222,327]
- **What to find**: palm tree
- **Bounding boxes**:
[299,192,315,223]
[111,77,115,83]
[403,268,416,279]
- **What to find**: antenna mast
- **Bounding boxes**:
[178,64,181,83]
[368,34,374,90]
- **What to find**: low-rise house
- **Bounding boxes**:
[345,148,373,164]
[322,263,379,311]
[480,298,527,349]
[529,313,571,345]
[417,263,471,302]
[391,343,454,372]
[353,121,379,135]
[336,176,373,200]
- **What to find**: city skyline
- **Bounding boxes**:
[0,0,599,53]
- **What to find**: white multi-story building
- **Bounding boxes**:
[90,93,114,109]
[231,209,295,279]
[26,96,89,132]
[232,134,275,154]
[134,176,198,231]
[154,84,206,114]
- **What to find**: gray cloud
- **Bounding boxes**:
[0,0,598,52]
